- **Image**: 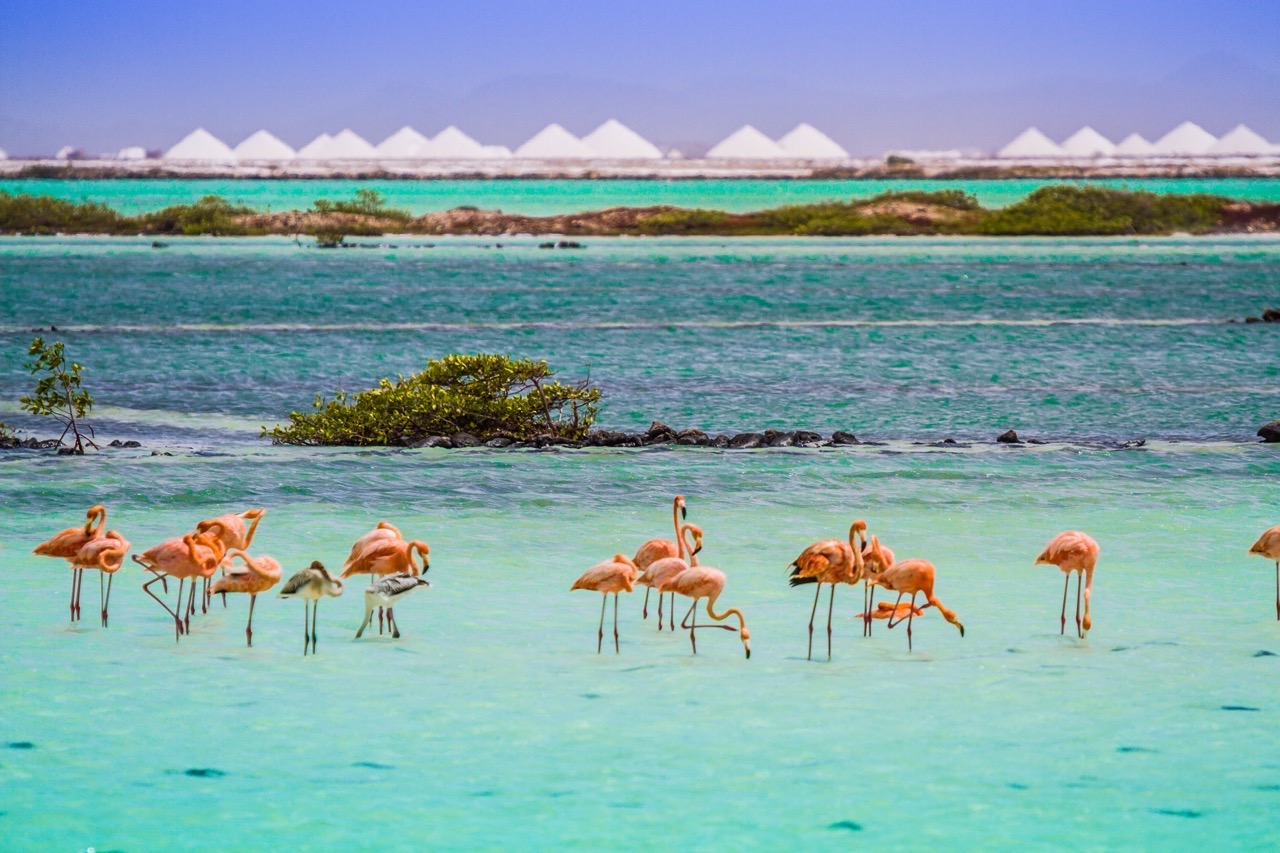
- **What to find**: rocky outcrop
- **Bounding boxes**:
[996,429,1021,444]
[1259,420,1280,443]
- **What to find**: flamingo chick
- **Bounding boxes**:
[1035,531,1099,638]
[210,549,282,647]
[788,519,867,660]
[342,537,430,635]
[33,504,107,624]
[278,561,345,655]
[71,530,131,627]
[633,495,687,621]
[657,564,751,659]
[870,556,965,652]
[356,573,432,640]
[571,554,638,654]
[1248,524,1280,620]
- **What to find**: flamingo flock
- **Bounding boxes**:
[26,500,1280,659]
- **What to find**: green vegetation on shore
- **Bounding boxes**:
[265,353,601,446]
[1,186,1275,238]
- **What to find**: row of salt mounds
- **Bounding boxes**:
[998,122,1279,158]
[1207,124,1273,155]
[376,126,510,159]
[515,123,597,159]
[706,124,849,160]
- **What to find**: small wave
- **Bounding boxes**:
[0,318,1225,335]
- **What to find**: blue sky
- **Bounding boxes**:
[2,0,1278,155]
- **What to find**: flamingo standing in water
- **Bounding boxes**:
[33,504,107,624]
[278,561,345,655]
[570,554,639,653]
[210,549,282,647]
[656,561,751,659]
[633,496,687,622]
[638,523,703,631]
[356,573,432,640]
[71,530,131,627]
[1248,524,1280,620]
[343,521,403,570]
[195,508,267,611]
[860,536,895,637]
[787,520,867,660]
[1035,531,1099,638]
[133,525,226,641]
[868,539,965,652]
[342,536,430,634]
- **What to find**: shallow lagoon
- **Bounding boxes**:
[2,235,1280,848]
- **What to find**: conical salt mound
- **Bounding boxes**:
[297,133,336,159]
[706,125,789,159]
[426,126,490,158]
[581,119,662,159]
[1207,124,1273,156]
[1114,133,1157,156]
[233,130,295,161]
[327,129,378,159]
[778,123,848,159]
[118,146,148,160]
[482,145,512,158]
[997,127,1064,158]
[165,128,236,161]
[515,124,596,159]
[1153,121,1216,155]
[377,126,432,158]
[1059,126,1115,157]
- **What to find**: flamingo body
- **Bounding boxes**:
[572,554,637,653]
[872,558,965,650]
[1035,530,1099,637]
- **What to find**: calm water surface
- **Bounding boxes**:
[2,234,1279,849]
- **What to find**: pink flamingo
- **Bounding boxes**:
[195,508,267,611]
[867,540,965,652]
[633,496,687,621]
[860,536,895,637]
[570,554,638,653]
[132,525,226,641]
[343,521,403,570]
[638,523,703,631]
[857,600,925,622]
[1248,524,1280,619]
[656,561,751,659]
[1035,531,1100,638]
[342,537,430,634]
[210,549,282,647]
[33,504,107,623]
[71,530,131,627]
[787,520,867,660]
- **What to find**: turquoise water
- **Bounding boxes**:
[3,176,1280,215]
[3,234,1280,848]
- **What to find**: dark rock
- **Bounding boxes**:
[557,240,583,249]
[37,439,61,449]
[764,429,795,447]
[108,439,142,448]
[585,430,627,447]
[1027,438,1049,445]
[1264,308,1280,322]
[533,434,577,447]
[1120,439,1146,449]
[644,433,673,445]
[57,446,83,455]
[620,433,647,447]
[676,428,710,446]
[942,438,958,445]
[451,432,481,448]
[1259,420,1280,442]
[729,432,765,449]
[1246,317,1263,323]
[411,435,453,449]
[538,242,555,249]
[151,240,167,249]
[646,421,675,438]
[150,450,174,456]
[996,429,1021,444]
[830,430,859,445]
[484,437,513,448]
[711,434,731,448]
[793,430,823,446]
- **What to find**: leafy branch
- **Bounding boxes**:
[20,337,98,453]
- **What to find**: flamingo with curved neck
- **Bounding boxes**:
[33,504,109,624]
[71,530,131,627]
[639,522,702,631]
[212,549,283,647]
[787,519,867,660]
[133,522,226,641]
[660,564,751,659]
[633,495,687,620]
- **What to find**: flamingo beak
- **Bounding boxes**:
[681,505,687,520]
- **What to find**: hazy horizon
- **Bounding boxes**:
[2,0,1278,157]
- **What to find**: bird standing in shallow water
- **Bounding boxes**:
[868,542,965,652]
[210,549,282,647]
[638,523,702,631]
[356,573,431,640]
[133,525,226,641]
[1248,525,1280,620]
[278,561,345,655]
[71,530,131,627]
[33,504,107,624]
[788,519,867,660]
[657,562,751,659]
[195,509,267,611]
[342,537,430,635]
[633,495,687,622]
[1034,531,1099,638]
[571,554,638,653]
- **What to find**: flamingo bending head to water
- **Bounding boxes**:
[657,562,751,659]
[571,554,638,653]
[132,524,226,641]
[342,537,430,634]
[195,508,267,611]
[343,521,403,571]
[871,556,965,652]
[1035,531,1099,638]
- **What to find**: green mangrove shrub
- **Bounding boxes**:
[0,191,124,234]
[978,186,1230,235]
[20,337,98,453]
[138,195,260,236]
[266,353,601,446]
[311,189,411,221]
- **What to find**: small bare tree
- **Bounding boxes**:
[20,337,98,453]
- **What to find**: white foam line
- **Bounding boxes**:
[0,318,1223,334]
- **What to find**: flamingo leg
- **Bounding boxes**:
[643,586,650,620]
[807,583,821,660]
[1060,573,1070,635]
[185,581,197,634]
[687,598,698,654]
[302,602,311,656]
[886,592,907,629]
[246,595,256,647]
[312,600,320,654]
[1274,561,1278,621]
[862,580,869,637]
[597,594,606,654]
[355,603,374,638]
[173,578,185,641]
[74,568,82,622]
[657,587,663,631]
[103,573,113,627]
[1075,572,1084,639]
[98,571,104,627]
[201,577,208,614]
[669,593,675,631]
[613,593,620,654]
[907,592,918,652]
[389,607,400,639]
[143,572,179,627]
[827,584,836,661]
[379,605,385,635]
[866,582,876,637]
[68,569,77,624]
